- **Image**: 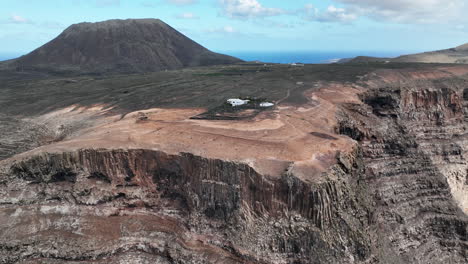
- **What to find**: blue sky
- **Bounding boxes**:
[1,0,467,56]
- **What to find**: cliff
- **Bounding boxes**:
[0,148,374,263]
[338,67,468,263]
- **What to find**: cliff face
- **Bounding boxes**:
[0,149,373,263]
[338,68,468,263]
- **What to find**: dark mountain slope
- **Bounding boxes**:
[11,19,241,73]
[392,43,468,63]
[343,43,468,64]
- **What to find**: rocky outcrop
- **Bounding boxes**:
[0,148,373,263]
[338,69,468,263]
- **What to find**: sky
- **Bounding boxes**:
[1,0,468,57]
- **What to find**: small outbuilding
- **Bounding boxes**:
[227,98,250,106]
[260,102,274,107]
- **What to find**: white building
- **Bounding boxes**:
[227,99,249,106]
[260,102,274,107]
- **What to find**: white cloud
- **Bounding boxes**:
[166,0,197,6]
[260,20,297,29]
[10,14,29,24]
[303,5,357,24]
[334,0,466,24]
[176,12,199,19]
[219,0,285,19]
[321,6,357,23]
[205,25,238,34]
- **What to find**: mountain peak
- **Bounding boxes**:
[13,18,241,73]
[67,18,166,30]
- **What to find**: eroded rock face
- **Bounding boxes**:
[338,68,468,263]
[0,149,373,263]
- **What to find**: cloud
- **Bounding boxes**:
[302,5,357,24]
[166,0,197,6]
[334,0,466,24]
[219,0,285,19]
[175,13,199,19]
[205,25,238,34]
[9,14,30,24]
[263,20,297,29]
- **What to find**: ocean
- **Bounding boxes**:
[0,51,415,64]
[219,51,414,64]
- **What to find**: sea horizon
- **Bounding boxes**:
[220,50,420,64]
[0,50,420,64]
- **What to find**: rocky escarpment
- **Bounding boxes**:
[338,69,468,263]
[0,148,373,263]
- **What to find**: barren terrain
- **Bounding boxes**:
[1,62,467,263]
